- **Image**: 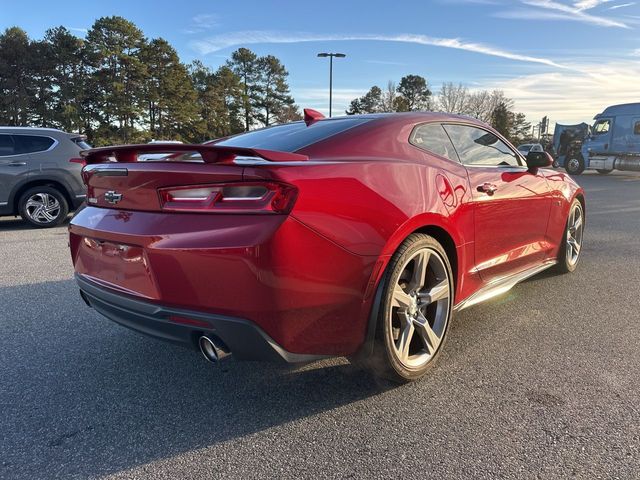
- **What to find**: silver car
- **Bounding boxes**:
[0,127,88,227]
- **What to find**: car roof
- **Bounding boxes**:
[0,126,84,138]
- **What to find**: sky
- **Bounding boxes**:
[2,0,639,126]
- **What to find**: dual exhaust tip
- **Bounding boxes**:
[198,335,231,363]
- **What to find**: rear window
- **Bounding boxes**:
[13,135,55,154]
[215,118,370,152]
[71,137,91,150]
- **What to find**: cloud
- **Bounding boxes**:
[519,0,630,27]
[483,60,640,123]
[68,27,88,34]
[191,31,568,69]
[608,2,635,9]
[573,0,614,10]
[183,14,219,34]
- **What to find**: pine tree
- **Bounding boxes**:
[44,27,90,134]
[140,38,201,141]
[85,16,147,144]
[0,27,34,125]
[346,86,383,114]
[397,75,432,111]
[491,102,512,140]
[227,48,261,131]
[255,55,295,127]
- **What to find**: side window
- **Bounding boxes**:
[634,121,640,135]
[593,119,610,135]
[13,135,55,154]
[443,124,521,167]
[410,123,459,163]
[0,134,15,156]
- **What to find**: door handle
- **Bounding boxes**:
[477,183,498,196]
[7,161,27,166]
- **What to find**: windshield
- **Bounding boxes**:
[592,119,611,135]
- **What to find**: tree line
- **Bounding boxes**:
[0,17,300,146]
[1,16,536,147]
[346,79,532,144]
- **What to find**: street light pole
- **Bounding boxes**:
[317,52,346,118]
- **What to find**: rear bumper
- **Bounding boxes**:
[69,207,377,356]
[77,274,328,363]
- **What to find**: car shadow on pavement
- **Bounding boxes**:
[0,216,71,231]
[0,279,393,479]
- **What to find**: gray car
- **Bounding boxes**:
[0,127,88,227]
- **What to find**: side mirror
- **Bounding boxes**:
[526,151,552,169]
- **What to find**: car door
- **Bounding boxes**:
[0,134,30,206]
[443,124,552,283]
[588,118,613,154]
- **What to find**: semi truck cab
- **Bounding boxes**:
[582,103,640,174]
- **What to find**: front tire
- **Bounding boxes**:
[565,155,585,175]
[18,186,69,228]
[367,234,454,383]
[556,199,584,273]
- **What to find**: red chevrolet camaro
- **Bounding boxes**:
[69,111,585,382]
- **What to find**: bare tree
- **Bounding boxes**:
[437,82,469,114]
[380,81,398,112]
[465,90,491,121]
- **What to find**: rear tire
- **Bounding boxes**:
[565,155,585,175]
[18,186,69,228]
[556,199,584,274]
[596,169,613,175]
[364,234,454,383]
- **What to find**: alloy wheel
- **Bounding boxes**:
[388,247,451,369]
[566,203,584,267]
[24,193,61,225]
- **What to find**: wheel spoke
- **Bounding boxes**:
[396,319,415,362]
[414,314,441,354]
[410,250,430,291]
[392,284,413,309]
[573,214,582,232]
[26,199,44,209]
[40,209,55,222]
[567,236,580,255]
[418,279,449,306]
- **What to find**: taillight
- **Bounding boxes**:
[70,157,86,167]
[158,182,297,214]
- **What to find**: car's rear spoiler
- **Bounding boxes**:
[80,144,309,165]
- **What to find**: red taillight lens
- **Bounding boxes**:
[158,182,297,214]
[70,157,86,167]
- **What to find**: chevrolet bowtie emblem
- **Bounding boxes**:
[104,190,123,205]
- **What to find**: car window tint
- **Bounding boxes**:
[410,123,459,162]
[0,134,14,156]
[443,124,521,167]
[215,118,370,152]
[13,135,55,154]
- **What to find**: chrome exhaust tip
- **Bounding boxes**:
[198,335,231,363]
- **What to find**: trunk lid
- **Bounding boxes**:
[84,162,244,211]
[81,144,308,212]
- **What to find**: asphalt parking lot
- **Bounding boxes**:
[1,171,639,479]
